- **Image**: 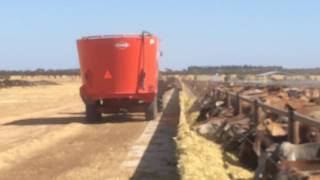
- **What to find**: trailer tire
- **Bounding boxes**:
[157,94,163,112]
[145,98,158,121]
[85,103,102,123]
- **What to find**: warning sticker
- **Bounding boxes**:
[104,70,112,79]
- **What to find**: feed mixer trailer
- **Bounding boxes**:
[76,32,160,122]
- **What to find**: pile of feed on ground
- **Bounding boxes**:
[175,82,253,180]
[0,77,60,88]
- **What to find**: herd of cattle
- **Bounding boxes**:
[184,80,320,180]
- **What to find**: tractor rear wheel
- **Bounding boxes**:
[85,102,102,123]
[145,98,158,121]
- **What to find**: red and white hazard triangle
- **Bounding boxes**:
[104,70,112,79]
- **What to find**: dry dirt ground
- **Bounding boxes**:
[0,78,179,180]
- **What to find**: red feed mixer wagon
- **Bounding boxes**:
[76,32,161,122]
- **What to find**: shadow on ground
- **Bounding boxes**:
[3,113,147,126]
[130,89,180,180]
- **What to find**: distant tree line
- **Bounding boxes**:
[285,68,320,75]
[187,65,284,75]
[0,68,80,77]
[1,65,319,78]
[161,65,320,75]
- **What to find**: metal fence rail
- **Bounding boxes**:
[213,88,320,144]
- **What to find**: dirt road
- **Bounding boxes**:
[0,81,179,180]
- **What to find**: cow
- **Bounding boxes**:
[254,147,279,180]
[196,96,223,122]
[253,139,320,179]
[299,125,320,143]
[278,142,320,161]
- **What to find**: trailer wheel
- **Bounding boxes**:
[85,102,102,123]
[157,94,163,112]
[145,98,158,121]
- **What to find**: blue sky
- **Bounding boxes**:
[0,1,319,70]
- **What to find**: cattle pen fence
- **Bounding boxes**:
[210,87,320,144]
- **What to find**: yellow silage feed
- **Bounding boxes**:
[176,87,253,180]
